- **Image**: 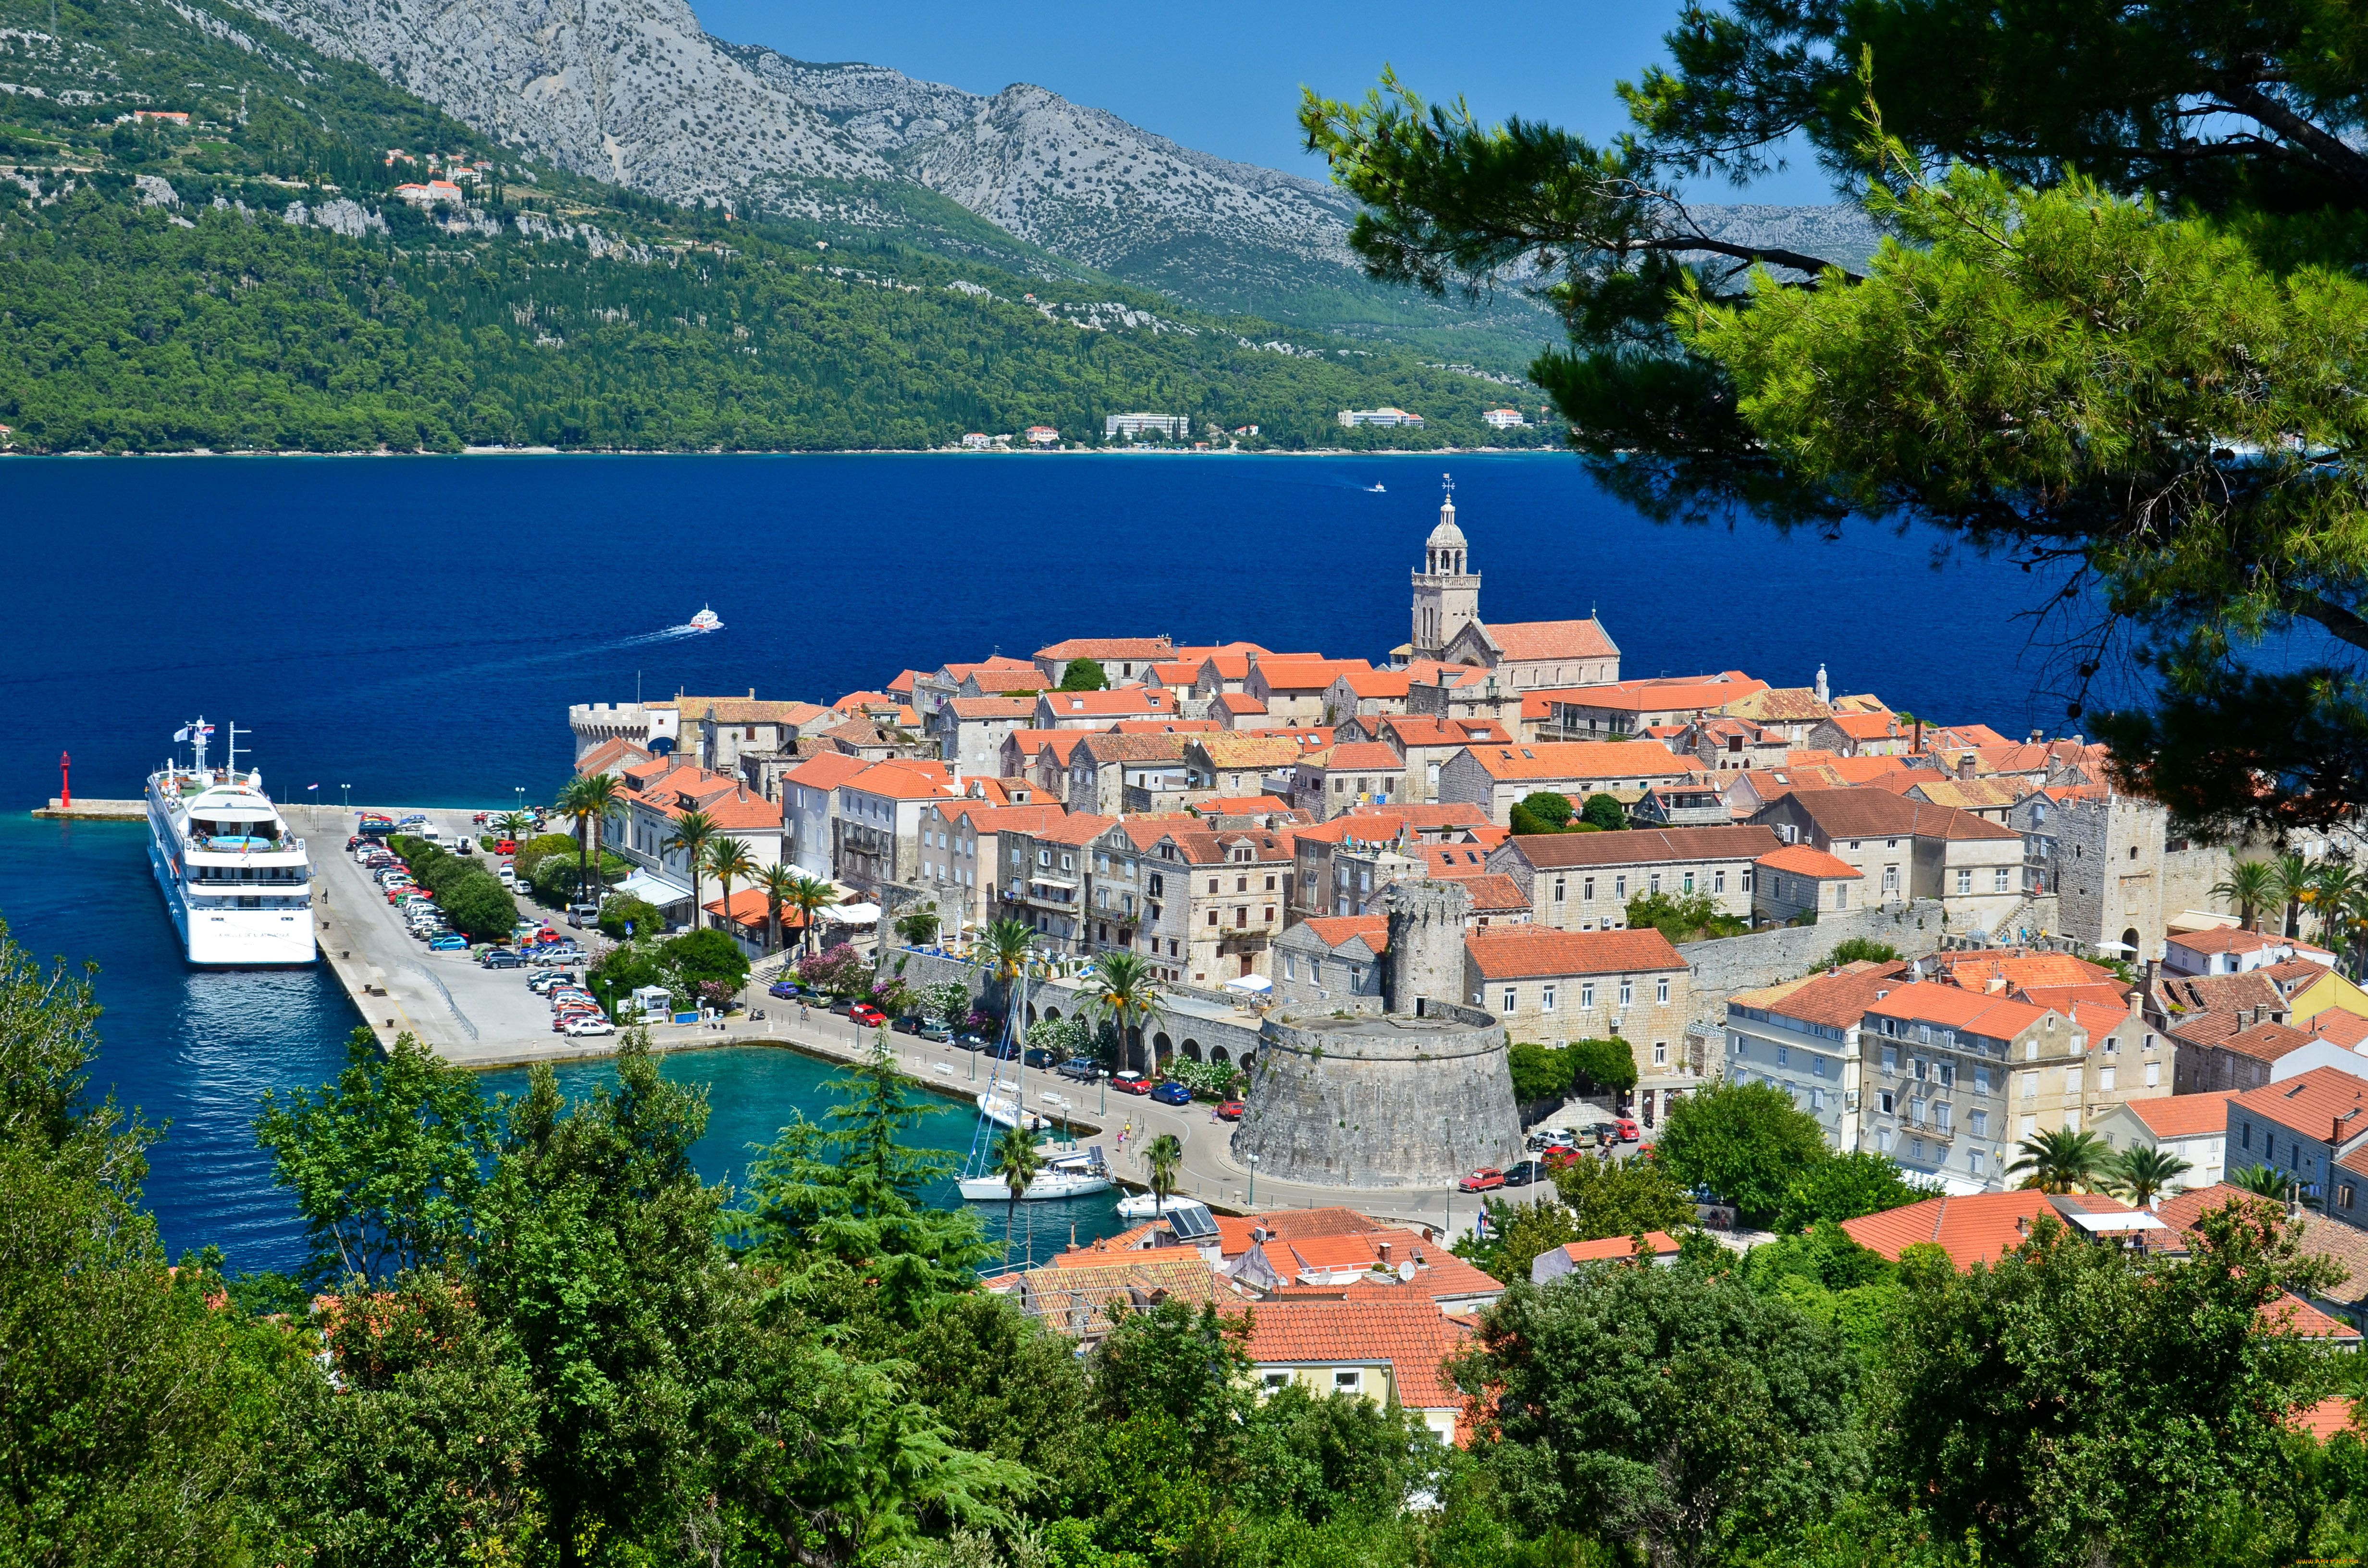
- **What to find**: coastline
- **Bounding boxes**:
[0,444,1560,460]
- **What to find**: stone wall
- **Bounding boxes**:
[1239,1002,1522,1187]
[875,947,1265,1069]
[1676,898,1949,1036]
[1383,878,1470,1013]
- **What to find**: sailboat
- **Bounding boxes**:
[953,960,1112,1203]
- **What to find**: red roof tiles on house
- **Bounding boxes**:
[1464,926,1687,980]
[1233,1298,1473,1417]
[2123,1091,2239,1139]
[1755,844,1863,880]
[1841,1190,2141,1269]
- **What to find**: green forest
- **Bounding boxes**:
[0,0,1550,453]
[16,924,2368,1568]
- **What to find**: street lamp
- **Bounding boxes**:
[1246,1151,1259,1207]
[340,784,351,811]
[514,786,525,816]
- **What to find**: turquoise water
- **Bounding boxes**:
[474,1044,1131,1269]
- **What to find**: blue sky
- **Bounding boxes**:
[689,0,1836,204]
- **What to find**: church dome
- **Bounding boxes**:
[1426,499,1467,551]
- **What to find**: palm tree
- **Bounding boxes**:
[2107,1145,2193,1208]
[2273,851,2316,939]
[493,808,535,852]
[702,837,755,939]
[2006,1127,2113,1194]
[556,773,623,906]
[991,1121,1040,1263]
[1145,1133,1184,1214]
[2230,1163,2308,1208]
[1079,949,1169,1074]
[786,872,841,957]
[893,901,941,947]
[2211,857,2281,932]
[2309,862,2365,948]
[753,864,800,956]
[663,808,718,932]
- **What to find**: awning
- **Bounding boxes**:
[2169,908,2242,934]
[823,902,881,926]
[1224,973,1272,995]
[614,870,692,907]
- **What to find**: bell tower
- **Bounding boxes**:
[1410,474,1481,661]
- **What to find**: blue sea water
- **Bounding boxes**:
[0,451,2241,1271]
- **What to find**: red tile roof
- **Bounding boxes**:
[1464,926,1686,980]
[1461,740,1701,782]
[1755,844,1862,880]
[2313,1011,2368,1049]
[783,752,872,791]
[1841,1190,2141,1269]
[1460,873,1530,915]
[2218,1019,2317,1064]
[1420,845,1493,877]
[1254,1207,1391,1240]
[1540,674,1766,713]
[1214,693,1269,714]
[1042,689,1181,717]
[1036,637,1174,660]
[2122,1091,2238,1139]
[947,696,1038,719]
[843,762,959,802]
[1505,824,1780,869]
[2232,1066,2368,1143]
[1480,618,1618,661]
[1729,963,1912,1029]
[1318,742,1407,771]
[1233,1298,1473,1415]
[1773,787,2022,842]
[1298,914,1389,954]
[1864,984,2053,1041]
[1545,1231,1684,1265]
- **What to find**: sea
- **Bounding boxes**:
[0,451,2288,1274]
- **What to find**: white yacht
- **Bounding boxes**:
[146,719,316,965]
[957,1145,1114,1204]
[687,605,723,632]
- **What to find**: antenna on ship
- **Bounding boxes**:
[226,722,247,781]
[189,717,209,776]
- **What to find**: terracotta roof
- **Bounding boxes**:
[1202,794,1291,815]
[1729,962,1912,1029]
[1074,733,1191,764]
[783,752,871,791]
[2122,1091,2238,1139]
[1214,693,1269,715]
[843,763,959,802]
[1827,712,1899,739]
[2232,1066,2368,1142]
[1041,689,1181,717]
[1726,687,1832,723]
[575,735,653,778]
[1015,1255,1220,1338]
[1864,984,2052,1041]
[1317,742,1407,771]
[1018,812,1120,848]
[1907,777,2028,811]
[1460,873,1530,915]
[1459,740,1701,782]
[1154,828,1295,865]
[1146,662,1203,684]
[701,886,810,932]
[1254,1207,1391,1241]
[1005,730,1091,764]
[2154,970,2287,1020]
[946,697,1038,720]
[1297,914,1389,955]
[1464,926,1687,980]
[1373,802,1495,831]
[1421,845,1493,877]
[1826,756,1922,784]
[1381,717,1514,748]
[1196,735,1320,768]
[2218,1019,2317,1063]
[1234,1298,1473,1415]
[1236,726,1338,747]
[1112,719,1223,735]
[2313,1011,2368,1049]
[1540,674,1766,713]
[2170,927,2288,956]
[1929,950,2117,992]
[1544,1231,1684,1265]
[1841,1190,2140,1269]
[1036,637,1174,660]
[1333,669,1413,698]
[1477,618,1618,661]
[2153,1182,2269,1235]
[1755,844,1863,880]
[1771,787,2022,842]
[2290,1397,2361,1442]
[2264,1293,2364,1343]
[1295,815,1406,846]
[1253,657,1372,693]
[685,697,833,725]
[1508,825,1781,868]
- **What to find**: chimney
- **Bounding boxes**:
[2028,727,2044,744]
[1377,1240,1393,1264]
[1957,753,1975,779]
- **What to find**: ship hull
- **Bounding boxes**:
[147,781,318,967]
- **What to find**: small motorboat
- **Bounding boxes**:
[1367,483,1386,492]
[976,1087,1045,1132]
[1115,1192,1212,1223]
[687,605,724,632]
[957,1146,1113,1203]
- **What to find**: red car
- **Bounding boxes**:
[1614,1117,1641,1143]
[1542,1145,1583,1171]
[1457,1167,1506,1193]
[847,1003,887,1028]
[1216,1100,1245,1121]
[1110,1072,1151,1095]
[493,838,518,855]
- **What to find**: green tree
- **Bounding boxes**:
[786,872,842,957]
[2007,1127,2114,1194]
[1566,1035,1638,1094]
[1658,1079,1832,1228]
[891,900,941,946]
[1553,1149,1698,1240]
[598,894,662,941]
[1057,658,1109,691]
[2274,851,2319,940]
[492,809,536,854]
[1298,8,2368,837]
[1145,1132,1184,1213]
[991,1121,1039,1262]
[2231,1163,2306,1205]
[662,808,718,931]
[700,834,755,936]
[1777,1149,1931,1234]
[1076,949,1168,1072]
[555,772,622,905]
[439,873,520,943]
[1819,936,1901,968]
[1506,1041,1576,1103]
[920,980,971,1027]
[1457,1194,1582,1284]
[660,926,751,997]
[1880,1201,2343,1566]
[1627,888,1746,942]
[1511,790,1574,835]
[255,1027,500,1287]
[753,863,800,956]
[2107,1144,2195,1208]
[1457,1263,1864,1566]
[2213,857,2282,932]
[1579,792,1628,832]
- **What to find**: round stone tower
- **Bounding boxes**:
[1235,879,1523,1188]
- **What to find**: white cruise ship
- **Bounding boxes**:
[146,719,316,965]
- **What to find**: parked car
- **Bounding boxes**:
[768,980,802,1000]
[540,944,585,964]
[827,998,857,1017]
[891,1015,925,1035]
[1022,1046,1057,1069]
[985,1041,1020,1061]
[563,1017,615,1037]
[1055,1057,1099,1083]
[1111,1072,1151,1095]
[493,838,518,856]
[497,867,518,887]
[1457,1168,1506,1193]
[427,934,468,951]
[1528,1127,1579,1152]
[1149,1081,1193,1106]
[952,1032,990,1053]
[567,904,601,928]
[1502,1160,1549,1187]
[847,1003,887,1029]
[1614,1117,1641,1143]
[1543,1145,1584,1171]
[1216,1100,1246,1121]
[919,1021,955,1042]
[481,949,523,969]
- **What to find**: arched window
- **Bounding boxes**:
[1237,1051,1255,1073]
[1044,1007,1060,1021]
[1025,1004,1037,1025]
[1154,1031,1172,1065]
[1183,1038,1203,1062]
[1211,1046,1230,1065]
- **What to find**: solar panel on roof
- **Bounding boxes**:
[1166,1204,1220,1242]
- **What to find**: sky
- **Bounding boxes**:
[687,0,1838,205]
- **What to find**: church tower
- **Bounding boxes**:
[1409,475,1481,661]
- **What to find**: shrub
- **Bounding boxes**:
[1513,791,1573,833]
[1165,1057,1236,1099]
[920,980,971,1025]
[1027,1015,1086,1058]
[661,927,749,995]
[514,832,579,881]
[1057,658,1109,691]
[797,943,872,998]
[598,895,661,941]
[1626,890,1748,943]
[1819,936,1901,968]
[1508,1042,1576,1103]
[1579,792,1628,832]
[439,876,518,943]
[1565,1036,1639,1094]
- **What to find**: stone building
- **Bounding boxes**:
[1033,687,1184,729]
[2007,788,2178,961]
[832,760,959,896]
[1857,981,2092,1191]
[1187,735,1322,797]
[1752,843,1867,924]
[1438,740,1707,824]
[1126,826,1296,985]
[910,658,1047,717]
[1293,742,1413,818]
[780,752,869,878]
[1408,486,1483,662]
[1239,879,1523,1188]
[913,799,1068,940]
[1462,925,1695,1126]
[925,697,1038,778]
[1330,716,1515,804]
[1487,825,1779,931]
[1724,962,1907,1154]
[1271,913,1390,1014]
[602,759,786,930]
[1033,636,1175,687]
[1531,672,1768,740]
[1749,788,2027,937]
[995,813,1119,952]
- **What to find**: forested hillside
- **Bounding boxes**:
[0,0,1548,452]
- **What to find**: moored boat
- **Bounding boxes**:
[145,718,316,966]
[957,1145,1114,1203]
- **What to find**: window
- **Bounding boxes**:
[2099,1066,2117,1092]
[1649,873,1662,895]
[1742,868,1754,892]
[1333,1370,1362,1393]
[1911,1138,1926,1161]
[1970,1150,1985,1176]
[1542,984,1557,1011]
[1265,874,1277,891]
[1812,1088,1825,1111]
[1683,872,1696,894]
[1554,878,1566,904]
[1208,878,1218,894]
[1061,854,1074,871]
[2104,1033,2119,1055]
[1777,1044,1790,1067]
[1207,911,1219,927]
[1038,849,1051,867]
[1882,1046,1899,1072]
[1877,1128,1893,1152]
[1994,867,2011,892]
[2066,1066,2083,1096]
[2144,1033,2157,1052]
[1813,1054,1827,1078]
[2345,1184,2357,1211]
[1653,1040,1668,1065]
[1955,868,1973,894]
[1970,1109,1988,1138]
[1580,982,1595,1009]
[1878,1090,1895,1115]
[1615,875,1628,898]
[1236,875,1248,893]
[1936,1102,1953,1133]
[1583,876,1596,902]
[2022,1073,2036,1101]
[1974,1066,1991,1095]
[2145,1062,2160,1088]
[1713,870,1727,893]
[1883,864,1900,892]
[1148,873,1164,897]
[2243,1122,2253,1150]
[1503,988,1517,1015]
[1619,979,1634,1007]
[1264,1372,1290,1390]
[1656,977,1670,1004]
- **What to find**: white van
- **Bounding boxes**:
[417,825,444,846]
